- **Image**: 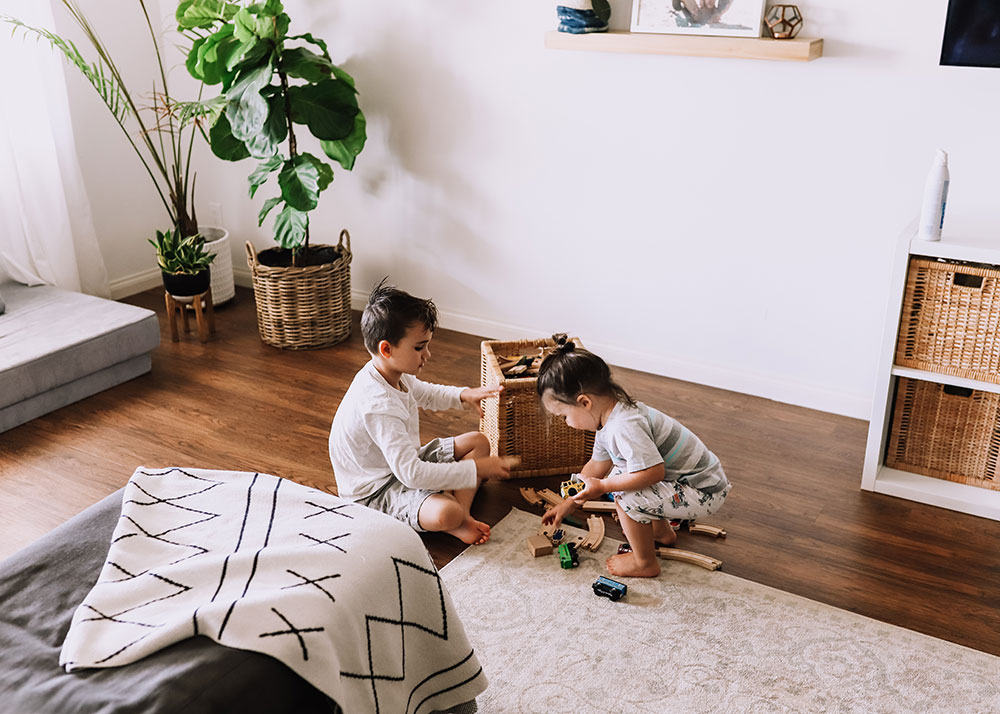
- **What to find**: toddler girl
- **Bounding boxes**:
[539,340,730,577]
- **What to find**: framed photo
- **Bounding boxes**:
[940,0,1000,68]
[631,0,767,38]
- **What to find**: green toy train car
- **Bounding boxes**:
[557,542,579,569]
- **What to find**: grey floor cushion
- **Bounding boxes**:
[0,282,160,432]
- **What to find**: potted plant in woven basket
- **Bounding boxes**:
[176,0,366,349]
[1,1,236,302]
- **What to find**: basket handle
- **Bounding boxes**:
[942,384,974,398]
[244,241,259,268]
[338,229,351,254]
[953,272,984,290]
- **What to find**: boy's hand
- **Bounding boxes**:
[571,476,608,504]
[474,455,519,479]
[542,499,577,528]
[461,385,503,417]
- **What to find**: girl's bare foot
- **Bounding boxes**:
[606,552,661,577]
[651,520,678,546]
[447,516,491,545]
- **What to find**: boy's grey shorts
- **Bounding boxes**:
[359,437,456,532]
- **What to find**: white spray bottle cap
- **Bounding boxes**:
[934,149,948,165]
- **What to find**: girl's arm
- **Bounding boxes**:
[574,462,665,501]
[580,458,613,480]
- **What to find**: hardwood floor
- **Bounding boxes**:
[3,286,1000,655]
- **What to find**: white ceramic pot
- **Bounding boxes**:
[200,226,235,304]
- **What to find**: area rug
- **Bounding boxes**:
[439,508,1000,713]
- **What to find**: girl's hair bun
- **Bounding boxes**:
[551,332,575,354]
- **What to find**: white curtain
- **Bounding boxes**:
[0,0,109,297]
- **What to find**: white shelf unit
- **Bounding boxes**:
[861,221,1000,520]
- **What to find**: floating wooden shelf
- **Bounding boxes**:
[544,30,823,62]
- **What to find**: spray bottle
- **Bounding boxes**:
[917,149,949,241]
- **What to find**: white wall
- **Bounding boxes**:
[60,0,1000,418]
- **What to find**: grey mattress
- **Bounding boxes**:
[0,490,339,714]
[0,281,159,414]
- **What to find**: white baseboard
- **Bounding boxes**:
[109,268,162,300]
[348,289,871,420]
[233,266,253,288]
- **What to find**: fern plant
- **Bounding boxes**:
[1,1,206,239]
[149,228,216,275]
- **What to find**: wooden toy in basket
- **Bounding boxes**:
[480,336,595,478]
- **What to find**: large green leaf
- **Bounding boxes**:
[225,62,273,142]
[280,47,343,84]
[287,80,358,141]
[278,155,320,212]
[192,25,243,85]
[248,156,283,198]
[320,110,366,171]
[177,0,230,29]
[274,204,308,250]
[209,112,251,161]
[257,196,283,226]
[286,32,328,58]
[233,8,257,43]
[300,153,334,193]
[244,91,288,159]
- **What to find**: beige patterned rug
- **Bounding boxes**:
[439,508,999,713]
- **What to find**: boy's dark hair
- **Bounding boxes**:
[361,279,438,354]
[536,336,637,408]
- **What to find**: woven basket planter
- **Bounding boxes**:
[480,337,595,478]
[244,229,352,350]
[896,257,1000,383]
[886,377,1000,491]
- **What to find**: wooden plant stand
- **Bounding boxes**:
[165,289,215,343]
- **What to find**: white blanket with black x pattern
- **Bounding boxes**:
[60,467,487,714]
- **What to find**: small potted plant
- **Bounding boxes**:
[149,228,216,297]
[176,0,366,349]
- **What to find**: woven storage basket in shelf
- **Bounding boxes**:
[480,337,595,478]
[886,377,1000,491]
[244,230,352,350]
[895,257,1000,383]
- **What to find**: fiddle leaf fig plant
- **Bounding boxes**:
[176,0,366,266]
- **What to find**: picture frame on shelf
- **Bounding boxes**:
[630,0,766,38]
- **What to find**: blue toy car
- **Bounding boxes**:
[592,576,627,601]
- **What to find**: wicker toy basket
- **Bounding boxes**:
[480,336,595,478]
[886,377,1000,491]
[895,257,1000,383]
[245,229,352,350]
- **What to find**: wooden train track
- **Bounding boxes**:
[656,547,722,571]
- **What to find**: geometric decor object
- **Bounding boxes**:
[764,4,803,39]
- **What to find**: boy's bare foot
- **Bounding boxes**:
[448,516,491,545]
[652,520,678,546]
[606,552,661,577]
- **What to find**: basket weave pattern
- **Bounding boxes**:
[480,337,595,479]
[886,377,1000,491]
[895,258,1000,383]
[245,230,352,350]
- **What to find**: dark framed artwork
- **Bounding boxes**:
[941,0,1000,68]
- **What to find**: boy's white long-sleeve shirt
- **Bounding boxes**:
[328,361,478,500]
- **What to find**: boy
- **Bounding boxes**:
[329,281,514,545]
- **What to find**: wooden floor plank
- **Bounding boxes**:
[2,286,999,655]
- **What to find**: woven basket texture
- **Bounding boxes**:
[480,337,595,479]
[886,377,1000,491]
[245,230,352,350]
[896,258,1000,383]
